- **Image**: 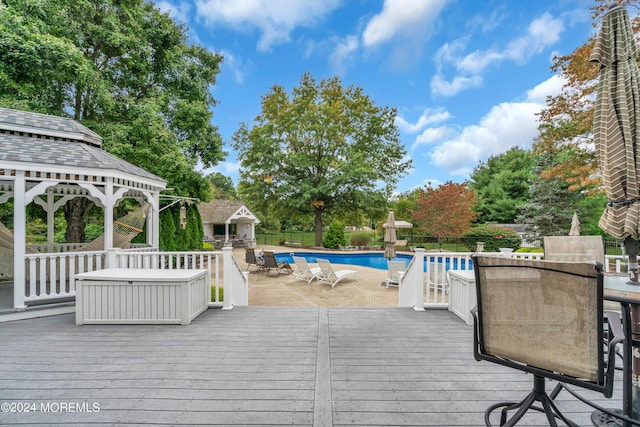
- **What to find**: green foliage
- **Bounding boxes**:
[206,172,237,200]
[469,147,534,223]
[323,221,346,249]
[349,232,372,247]
[233,72,411,246]
[0,0,224,202]
[210,286,224,302]
[462,225,521,252]
[202,241,214,251]
[516,153,579,240]
[159,208,177,251]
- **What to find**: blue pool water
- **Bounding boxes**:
[275,252,473,271]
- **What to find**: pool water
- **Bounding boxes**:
[275,252,472,271]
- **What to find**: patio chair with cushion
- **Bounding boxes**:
[316,258,358,288]
[385,260,405,287]
[543,235,605,265]
[292,256,322,284]
[471,255,631,426]
[262,251,293,275]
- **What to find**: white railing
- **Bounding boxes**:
[14,247,248,310]
[109,247,248,308]
[417,252,627,310]
[24,251,105,303]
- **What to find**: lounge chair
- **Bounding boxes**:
[385,260,405,287]
[426,262,449,295]
[262,251,293,275]
[245,248,264,272]
[292,256,322,284]
[316,258,358,288]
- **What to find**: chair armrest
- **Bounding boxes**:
[471,309,482,362]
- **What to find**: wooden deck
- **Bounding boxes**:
[0,307,625,426]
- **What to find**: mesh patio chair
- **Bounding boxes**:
[543,235,605,265]
[471,255,631,426]
[262,251,293,275]
[245,248,263,272]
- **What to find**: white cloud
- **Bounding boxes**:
[525,73,566,103]
[155,1,191,23]
[362,0,449,47]
[414,126,452,149]
[430,74,483,97]
[458,13,564,75]
[396,108,451,133]
[329,35,359,76]
[195,0,342,52]
[210,161,241,177]
[432,12,565,98]
[430,75,565,175]
[219,50,253,85]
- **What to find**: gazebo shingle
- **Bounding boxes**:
[0,107,165,183]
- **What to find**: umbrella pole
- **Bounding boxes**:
[623,238,640,420]
[625,237,640,284]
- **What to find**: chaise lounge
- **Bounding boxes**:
[316,258,358,288]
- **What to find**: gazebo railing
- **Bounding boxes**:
[24,250,106,303]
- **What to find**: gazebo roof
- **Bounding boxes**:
[0,107,165,187]
[1,107,103,147]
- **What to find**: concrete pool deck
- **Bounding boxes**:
[233,246,400,307]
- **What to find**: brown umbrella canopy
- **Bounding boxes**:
[384,211,397,260]
[591,5,640,240]
[569,212,580,236]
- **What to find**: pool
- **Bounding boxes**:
[275,252,473,271]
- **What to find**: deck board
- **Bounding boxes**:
[0,306,626,426]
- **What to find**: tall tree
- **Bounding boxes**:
[534,0,640,193]
[0,0,224,241]
[412,182,478,249]
[232,72,411,246]
[205,172,238,200]
[516,153,579,240]
[469,147,534,223]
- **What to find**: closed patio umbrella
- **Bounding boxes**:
[591,3,640,282]
[384,211,397,260]
[569,212,580,236]
[591,4,640,422]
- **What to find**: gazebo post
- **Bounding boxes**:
[104,178,114,250]
[13,171,26,310]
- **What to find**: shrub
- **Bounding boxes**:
[463,225,521,252]
[323,221,346,249]
[202,242,214,250]
[349,232,372,247]
[211,286,224,302]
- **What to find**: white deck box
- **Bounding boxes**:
[76,268,209,325]
[447,269,477,326]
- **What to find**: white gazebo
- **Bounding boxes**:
[0,107,167,313]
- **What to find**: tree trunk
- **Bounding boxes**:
[314,209,323,247]
[64,198,94,243]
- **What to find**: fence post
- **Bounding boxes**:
[413,248,425,311]
[222,246,233,309]
[106,248,119,268]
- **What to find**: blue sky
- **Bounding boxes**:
[156,0,596,194]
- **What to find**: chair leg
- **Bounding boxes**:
[485,376,579,427]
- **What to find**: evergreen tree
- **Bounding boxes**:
[469,147,534,223]
[323,222,346,249]
[159,208,177,251]
[516,154,578,240]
